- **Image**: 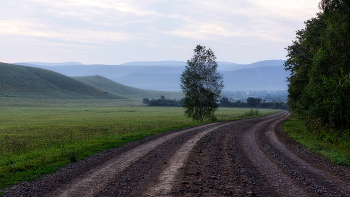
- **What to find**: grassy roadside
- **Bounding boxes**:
[283,113,350,167]
[0,106,280,189]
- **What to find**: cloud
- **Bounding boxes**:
[0,0,322,64]
[250,0,321,19]
[170,45,189,49]
[149,0,320,43]
[26,0,164,23]
[0,19,144,44]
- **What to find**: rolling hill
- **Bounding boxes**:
[0,62,124,99]
[73,75,184,100]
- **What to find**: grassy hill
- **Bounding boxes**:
[0,62,124,99]
[73,75,184,100]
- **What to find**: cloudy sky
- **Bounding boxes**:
[0,0,321,65]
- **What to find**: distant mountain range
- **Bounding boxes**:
[15,60,289,92]
[17,60,285,71]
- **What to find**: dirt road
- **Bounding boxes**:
[2,112,350,196]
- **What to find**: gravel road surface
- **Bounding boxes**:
[2,112,350,196]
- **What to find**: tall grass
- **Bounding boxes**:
[0,106,280,189]
[283,114,350,166]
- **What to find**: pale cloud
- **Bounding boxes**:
[0,20,142,43]
[147,43,158,47]
[170,45,189,49]
[251,0,320,19]
[155,24,249,43]
[160,0,320,43]
[27,0,164,22]
[0,0,322,64]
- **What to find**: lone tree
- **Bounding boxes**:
[180,45,224,122]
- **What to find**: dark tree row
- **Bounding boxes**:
[143,96,184,107]
[285,0,350,135]
[220,97,288,110]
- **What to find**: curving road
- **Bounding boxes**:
[2,112,350,196]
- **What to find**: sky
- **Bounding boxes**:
[0,0,321,65]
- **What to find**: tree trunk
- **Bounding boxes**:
[200,93,203,122]
[328,111,335,133]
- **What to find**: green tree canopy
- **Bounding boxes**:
[285,0,350,133]
[180,45,224,122]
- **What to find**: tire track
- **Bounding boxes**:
[241,112,309,196]
[260,113,350,196]
[145,122,233,196]
[171,112,285,196]
[55,123,219,197]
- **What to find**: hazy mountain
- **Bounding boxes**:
[15,60,288,92]
[74,75,184,100]
[117,60,285,71]
[14,64,185,79]
[222,66,290,91]
[113,73,182,92]
[119,61,186,67]
[113,65,290,91]
[15,60,285,75]
[17,62,83,66]
[0,62,123,99]
[219,60,286,71]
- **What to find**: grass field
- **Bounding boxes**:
[0,101,281,189]
[283,114,350,167]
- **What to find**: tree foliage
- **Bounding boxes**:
[180,45,224,122]
[219,98,288,110]
[246,97,262,107]
[145,96,184,107]
[285,0,350,133]
[142,98,150,105]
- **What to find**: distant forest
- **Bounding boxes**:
[222,90,288,102]
[219,97,288,110]
[143,95,288,110]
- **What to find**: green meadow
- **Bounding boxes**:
[0,100,281,189]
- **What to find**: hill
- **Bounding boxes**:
[73,75,184,100]
[16,62,83,66]
[0,62,124,99]
[15,64,185,79]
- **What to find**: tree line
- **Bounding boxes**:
[143,96,184,107]
[220,97,288,110]
[285,0,350,136]
[142,96,288,110]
